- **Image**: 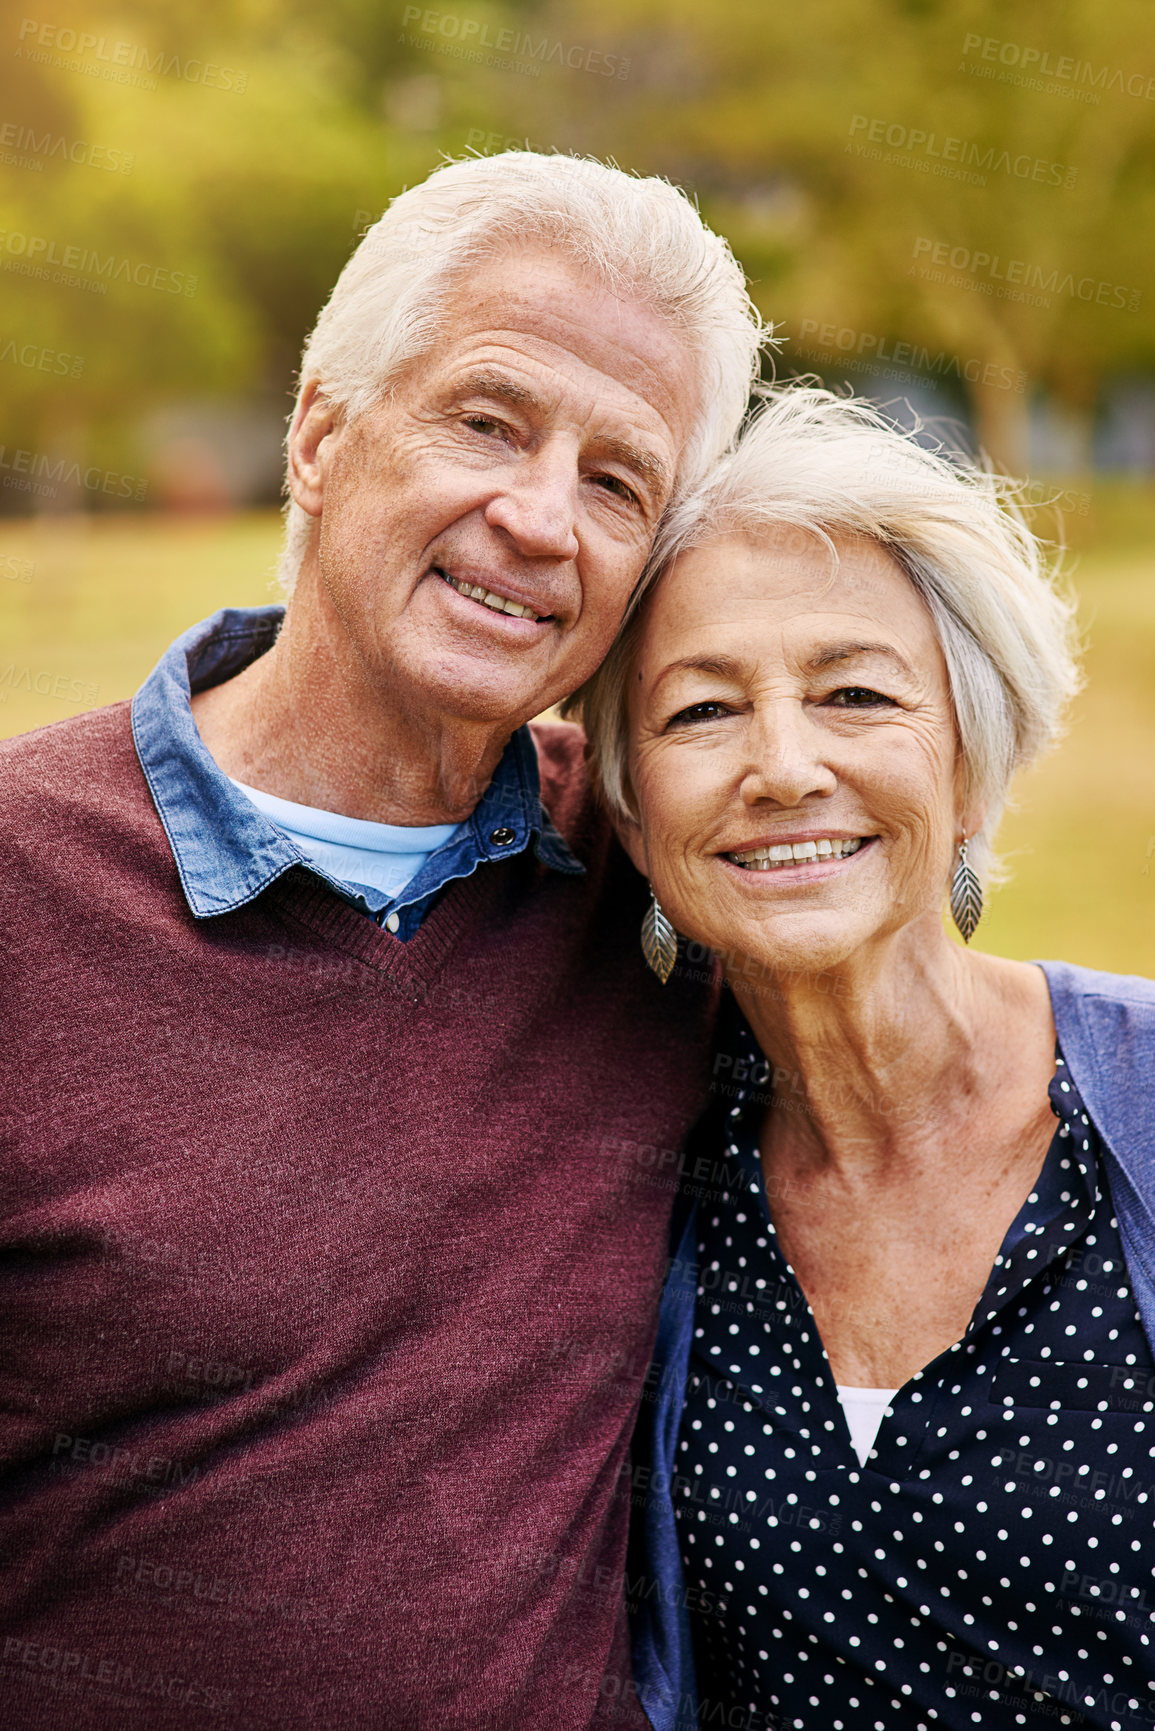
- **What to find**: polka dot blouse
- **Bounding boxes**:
[675,1014,1155,1730]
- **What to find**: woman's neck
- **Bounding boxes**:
[729,930,1055,1181]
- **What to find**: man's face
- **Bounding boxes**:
[290,246,699,729]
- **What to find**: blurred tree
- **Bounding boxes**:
[498,0,1155,472]
[2,0,1154,493]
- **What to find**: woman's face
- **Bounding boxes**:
[625,529,969,978]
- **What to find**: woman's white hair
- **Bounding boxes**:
[276,150,764,593]
[567,384,1083,890]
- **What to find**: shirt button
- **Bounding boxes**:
[384,912,400,934]
[489,826,516,847]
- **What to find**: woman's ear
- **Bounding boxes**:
[609,804,649,879]
[951,757,987,854]
[956,800,988,853]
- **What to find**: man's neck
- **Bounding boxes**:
[189,599,517,827]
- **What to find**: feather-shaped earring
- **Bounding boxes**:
[640,887,678,983]
[949,835,983,943]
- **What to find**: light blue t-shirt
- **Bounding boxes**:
[230,779,460,904]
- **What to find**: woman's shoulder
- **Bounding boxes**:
[1040,958,1155,1076]
[1040,958,1155,1022]
[1039,959,1155,1189]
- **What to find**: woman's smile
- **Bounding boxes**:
[722,832,876,874]
[620,527,957,975]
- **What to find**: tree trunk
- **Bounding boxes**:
[967,367,1030,479]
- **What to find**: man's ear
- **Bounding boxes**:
[287,380,340,518]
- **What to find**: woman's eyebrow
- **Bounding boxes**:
[806,641,915,677]
[653,653,744,692]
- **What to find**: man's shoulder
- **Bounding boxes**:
[528,716,587,771]
[0,700,143,833]
[527,718,606,846]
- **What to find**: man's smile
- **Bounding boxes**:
[431,563,556,625]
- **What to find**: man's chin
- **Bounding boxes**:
[416,660,556,731]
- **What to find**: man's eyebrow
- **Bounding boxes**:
[805,641,915,677]
[450,369,671,494]
[452,369,541,409]
[597,436,671,494]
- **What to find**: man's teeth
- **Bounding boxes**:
[728,837,867,869]
[439,569,543,620]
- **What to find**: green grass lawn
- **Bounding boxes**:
[1,494,1153,975]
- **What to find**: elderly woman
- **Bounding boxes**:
[570,388,1155,1731]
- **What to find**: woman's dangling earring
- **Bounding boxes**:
[640,886,678,983]
[949,833,983,943]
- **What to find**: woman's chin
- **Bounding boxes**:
[697,911,869,991]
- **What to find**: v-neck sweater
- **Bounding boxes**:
[0,701,719,1731]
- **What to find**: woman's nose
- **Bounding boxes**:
[737,704,838,808]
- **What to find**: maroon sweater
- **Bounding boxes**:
[0,704,717,1730]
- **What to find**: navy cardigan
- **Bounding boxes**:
[628,960,1155,1731]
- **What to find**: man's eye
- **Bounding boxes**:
[668,701,730,727]
[826,686,893,707]
[463,415,506,436]
[591,473,639,505]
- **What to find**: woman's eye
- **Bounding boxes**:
[668,701,730,727]
[826,686,893,708]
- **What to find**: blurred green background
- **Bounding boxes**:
[1,0,1153,969]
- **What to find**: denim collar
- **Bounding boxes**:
[130,606,584,920]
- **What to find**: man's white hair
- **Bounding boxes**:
[567,384,1083,891]
[277,151,764,593]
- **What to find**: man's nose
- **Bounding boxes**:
[738,702,838,808]
[483,444,582,561]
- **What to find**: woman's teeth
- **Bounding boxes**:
[728,837,866,869]
[438,568,543,620]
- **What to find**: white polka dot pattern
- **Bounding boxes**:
[675,1031,1155,1730]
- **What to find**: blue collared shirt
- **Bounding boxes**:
[130,606,584,939]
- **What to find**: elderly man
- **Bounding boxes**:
[0,154,761,1730]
